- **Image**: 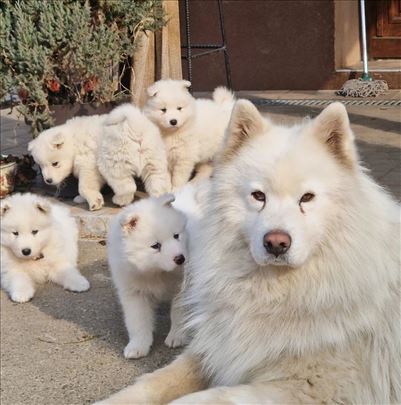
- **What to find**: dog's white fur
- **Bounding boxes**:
[98,104,171,207]
[108,195,188,359]
[28,115,107,211]
[144,80,234,191]
[1,193,89,303]
[98,101,400,404]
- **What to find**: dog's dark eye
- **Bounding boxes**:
[161,108,167,113]
[12,231,19,236]
[251,191,266,202]
[300,193,315,203]
[173,233,179,240]
[177,107,182,111]
[151,242,161,251]
[52,162,59,167]
[32,230,39,235]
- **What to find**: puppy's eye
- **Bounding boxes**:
[12,231,19,236]
[52,162,59,167]
[173,233,179,240]
[151,242,161,251]
[161,108,167,113]
[251,191,266,202]
[177,107,182,111]
[300,193,315,204]
[32,230,39,235]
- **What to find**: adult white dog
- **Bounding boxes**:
[108,195,188,359]
[1,193,89,302]
[98,104,171,207]
[28,114,107,211]
[144,80,234,191]
[98,101,400,404]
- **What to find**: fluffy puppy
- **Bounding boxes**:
[107,195,188,359]
[1,193,89,303]
[143,80,234,191]
[28,115,107,211]
[97,104,171,207]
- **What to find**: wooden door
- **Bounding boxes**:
[367,0,401,58]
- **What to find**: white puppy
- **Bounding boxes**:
[98,104,171,207]
[107,195,188,359]
[1,193,89,303]
[144,80,234,191]
[28,114,107,211]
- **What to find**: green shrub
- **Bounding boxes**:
[0,0,166,135]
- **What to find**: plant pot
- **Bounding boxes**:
[0,160,17,198]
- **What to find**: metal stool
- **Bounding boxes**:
[181,0,232,89]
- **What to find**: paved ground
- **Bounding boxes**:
[1,92,400,404]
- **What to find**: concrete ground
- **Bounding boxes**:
[1,92,400,404]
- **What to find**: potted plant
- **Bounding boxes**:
[0,0,166,136]
[0,154,37,198]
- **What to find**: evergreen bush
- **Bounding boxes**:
[0,0,166,135]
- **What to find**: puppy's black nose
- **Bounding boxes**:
[22,248,31,256]
[263,230,291,258]
[170,119,177,126]
[45,178,53,184]
[174,254,185,265]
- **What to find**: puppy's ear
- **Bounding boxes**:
[311,102,358,169]
[51,132,64,150]
[0,202,11,216]
[158,193,175,207]
[147,83,158,97]
[181,80,191,90]
[27,139,36,153]
[220,99,267,162]
[120,212,139,234]
[36,201,50,214]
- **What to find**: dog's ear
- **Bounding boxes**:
[147,83,158,98]
[0,202,11,216]
[180,80,191,90]
[36,201,50,214]
[158,193,175,207]
[51,132,64,150]
[220,99,267,162]
[27,139,36,153]
[120,212,139,234]
[312,102,358,168]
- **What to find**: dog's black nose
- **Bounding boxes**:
[174,254,185,265]
[263,230,291,258]
[45,178,53,184]
[170,119,177,126]
[22,248,31,256]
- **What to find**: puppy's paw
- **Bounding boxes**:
[73,195,85,204]
[112,193,134,207]
[10,287,35,303]
[124,338,152,359]
[164,329,188,348]
[87,193,104,211]
[64,275,90,292]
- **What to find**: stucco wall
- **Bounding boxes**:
[180,0,335,91]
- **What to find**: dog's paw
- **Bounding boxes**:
[112,193,134,207]
[124,338,152,359]
[164,329,188,348]
[64,275,90,292]
[87,193,104,211]
[10,287,35,303]
[73,195,85,204]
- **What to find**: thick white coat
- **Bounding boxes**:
[143,80,234,190]
[1,193,89,303]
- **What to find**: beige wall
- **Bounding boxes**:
[335,0,361,68]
